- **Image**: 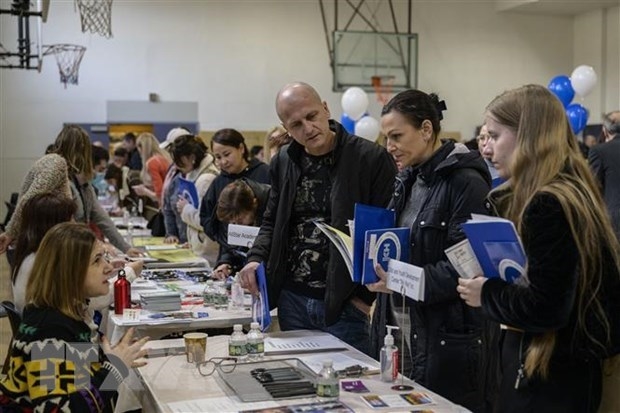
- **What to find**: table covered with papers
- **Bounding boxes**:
[136,330,470,413]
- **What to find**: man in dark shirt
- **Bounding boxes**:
[240,82,396,354]
[123,132,142,171]
[588,111,620,239]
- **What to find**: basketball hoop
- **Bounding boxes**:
[75,0,113,38]
[372,75,396,105]
[43,44,86,88]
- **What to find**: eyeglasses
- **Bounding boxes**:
[197,357,238,376]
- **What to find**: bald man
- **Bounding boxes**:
[588,110,620,239]
[240,82,397,355]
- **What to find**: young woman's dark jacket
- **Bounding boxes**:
[199,158,270,260]
[215,178,271,273]
[247,120,397,325]
[370,140,491,412]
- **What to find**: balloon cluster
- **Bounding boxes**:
[340,87,380,142]
[547,65,597,135]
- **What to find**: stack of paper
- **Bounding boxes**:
[140,291,182,312]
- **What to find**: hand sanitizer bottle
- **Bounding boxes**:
[380,325,399,382]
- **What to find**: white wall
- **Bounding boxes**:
[0,0,606,217]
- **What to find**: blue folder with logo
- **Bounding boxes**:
[362,227,410,284]
[353,204,396,283]
[177,177,199,208]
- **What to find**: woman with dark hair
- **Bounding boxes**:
[457,85,620,412]
[213,178,270,277]
[162,134,219,262]
[12,193,77,313]
[368,89,491,411]
[0,223,148,412]
[199,128,270,278]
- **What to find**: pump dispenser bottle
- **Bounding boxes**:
[380,325,399,382]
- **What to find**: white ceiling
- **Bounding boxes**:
[496,0,620,16]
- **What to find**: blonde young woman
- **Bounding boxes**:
[132,132,172,205]
[457,84,620,412]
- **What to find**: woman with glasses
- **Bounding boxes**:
[0,222,148,412]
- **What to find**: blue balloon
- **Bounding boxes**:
[548,75,575,108]
[341,113,355,133]
[566,103,589,135]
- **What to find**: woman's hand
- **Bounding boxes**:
[366,264,393,294]
[456,277,487,307]
[127,260,144,275]
[164,236,179,244]
[212,263,232,280]
[125,247,144,258]
[176,197,188,214]
[131,184,148,197]
[0,233,13,255]
[101,328,149,369]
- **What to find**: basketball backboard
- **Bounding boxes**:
[0,0,48,70]
[333,30,417,93]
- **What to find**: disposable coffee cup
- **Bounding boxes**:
[183,332,207,364]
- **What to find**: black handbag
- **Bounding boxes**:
[147,210,166,237]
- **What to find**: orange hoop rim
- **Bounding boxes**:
[371,75,396,105]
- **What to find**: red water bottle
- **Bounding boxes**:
[114,269,131,315]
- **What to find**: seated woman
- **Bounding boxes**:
[12,192,142,337]
[12,192,77,313]
[0,222,148,412]
[212,178,270,278]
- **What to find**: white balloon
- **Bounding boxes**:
[341,87,369,121]
[570,65,597,97]
[355,116,380,142]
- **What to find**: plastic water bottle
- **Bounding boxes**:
[246,322,264,360]
[228,324,247,360]
[230,274,244,309]
[316,359,339,401]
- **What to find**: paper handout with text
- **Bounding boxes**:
[386,259,425,302]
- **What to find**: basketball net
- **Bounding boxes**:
[43,44,86,88]
[75,0,113,38]
[372,75,395,105]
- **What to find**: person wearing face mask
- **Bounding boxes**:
[366,89,491,412]
[91,144,110,196]
[199,128,270,277]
